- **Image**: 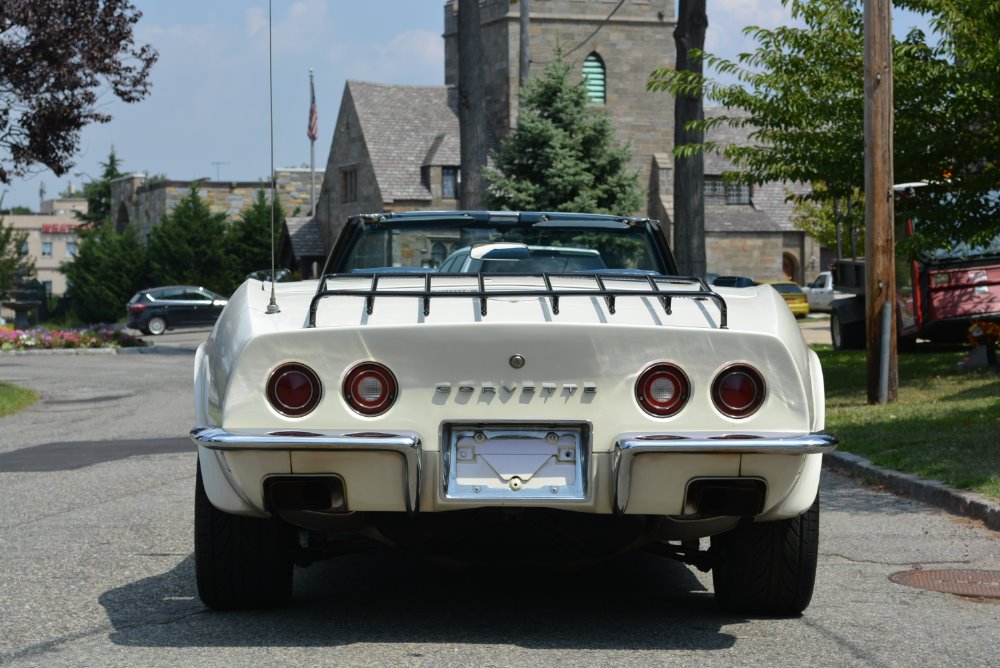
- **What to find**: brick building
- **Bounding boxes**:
[2,208,84,298]
[313,0,821,283]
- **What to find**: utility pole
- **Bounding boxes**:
[864,0,896,403]
[211,161,229,181]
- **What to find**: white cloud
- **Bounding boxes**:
[704,0,797,81]
[366,30,444,82]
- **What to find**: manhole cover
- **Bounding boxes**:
[889,570,1000,598]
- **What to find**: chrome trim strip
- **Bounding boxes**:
[612,431,838,515]
[190,426,422,513]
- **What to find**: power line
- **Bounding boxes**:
[563,0,626,57]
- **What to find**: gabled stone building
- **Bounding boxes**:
[314,81,462,250]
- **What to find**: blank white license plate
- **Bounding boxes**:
[444,425,588,501]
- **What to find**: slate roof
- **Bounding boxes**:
[700,106,808,233]
[703,106,752,175]
[347,81,460,202]
[284,216,325,259]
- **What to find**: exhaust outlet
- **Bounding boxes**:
[265,476,348,513]
[685,478,766,517]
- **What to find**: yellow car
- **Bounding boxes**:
[767,281,810,318]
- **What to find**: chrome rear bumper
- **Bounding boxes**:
[191,426,837,516]
[190,426,422,512]
[612,431,838,514]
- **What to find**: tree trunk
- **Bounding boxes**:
[672,0,707,279]
[519,0,531,88]
[458,0,488,209]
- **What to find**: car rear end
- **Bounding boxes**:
[195,277,830,522]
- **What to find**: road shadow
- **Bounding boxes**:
[101,549,743,651]
[0,437,193,472]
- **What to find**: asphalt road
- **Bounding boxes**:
[1,325,998,667]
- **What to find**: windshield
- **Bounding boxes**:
[917,228,1000,262]
[336,221,667,274]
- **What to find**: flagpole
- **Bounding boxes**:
[309,69,316,217]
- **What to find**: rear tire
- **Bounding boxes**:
[712,495,819,616]
[147,316,167,336]
[830,312,864,350]
[194,461,294,609]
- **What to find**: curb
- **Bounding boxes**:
[0,345,159,356]
[824,451,1000,532]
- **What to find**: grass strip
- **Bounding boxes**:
[817,345,1000,501]
[0,381,38,418]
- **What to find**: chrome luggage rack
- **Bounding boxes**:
[307,273,728,328]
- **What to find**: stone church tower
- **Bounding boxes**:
[442,0,677,219]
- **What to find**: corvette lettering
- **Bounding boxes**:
[434,382,596,395]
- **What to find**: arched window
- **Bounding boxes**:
[116,202,130,233]
[582,52,606,105]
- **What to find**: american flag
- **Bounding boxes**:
[307,77,318,142]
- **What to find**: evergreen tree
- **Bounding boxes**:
[0,209,36,297]
[63,223,146,323]
[485,57,642,215]
[223,190,284,293]
[63,147,147,323]
[77,147,124,226]
[147,186,227,290]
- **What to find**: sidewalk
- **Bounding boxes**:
[799,313,831,346]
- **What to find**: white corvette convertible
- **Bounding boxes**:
[191,211,836,613]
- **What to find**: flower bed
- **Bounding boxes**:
[0,326,147,351]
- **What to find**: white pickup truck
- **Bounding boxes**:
[802,271,850,312]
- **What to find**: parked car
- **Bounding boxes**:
[802,271,850,312]
[766,281,810,318]
[711,275,756,288]
[126,285,228,335]
[438,244,607,273]
[247,268,292,282]
[190,211,836,614]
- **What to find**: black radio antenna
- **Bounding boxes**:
[265,0,280,314]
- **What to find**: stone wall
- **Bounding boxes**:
[707,231,822,284]
[111,169,324,242]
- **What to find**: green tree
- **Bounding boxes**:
[789,183,865,255]
[63,222,146,323]
[0,211,36,297]
[77,147,124,226]
[147,186,227,290]
[648,0,1000,252]
[485,57,642,215]
[223,190,284,293]
[62,147,147,322]
[0,0,157,183]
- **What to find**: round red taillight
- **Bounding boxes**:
[711,364,765,418]
[343,362,398,416]
[266,363,322,417]
[636,363,690,417]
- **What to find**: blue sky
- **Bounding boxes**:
[3,0,932,211]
